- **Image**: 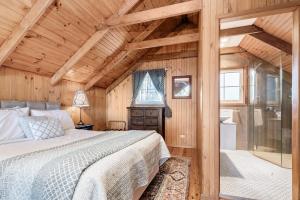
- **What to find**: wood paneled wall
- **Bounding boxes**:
[107,43,197,148]
[0,67,106,130]
[199,1,300,199]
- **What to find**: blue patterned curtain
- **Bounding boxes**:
[131,71,147,106]
[148,69,172,118]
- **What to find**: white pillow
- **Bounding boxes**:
[23,117,65,140]
[31,110,75,130]
[0,107,30,141]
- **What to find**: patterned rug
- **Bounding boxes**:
[141,157,190,200]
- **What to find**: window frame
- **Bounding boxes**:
[220,68,246,106]
[134,72,164,106]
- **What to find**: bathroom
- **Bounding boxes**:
[219,13,292,200]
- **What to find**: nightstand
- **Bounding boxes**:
[75,124,94,130]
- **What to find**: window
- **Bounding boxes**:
[135,73,164,105]
[220,69,244,104]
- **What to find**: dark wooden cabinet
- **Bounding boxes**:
[127,107,165,138]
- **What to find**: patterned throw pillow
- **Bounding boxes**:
[19,116,48,138]
[24,117,65,140]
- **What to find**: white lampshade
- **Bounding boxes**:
[73,90,90,108]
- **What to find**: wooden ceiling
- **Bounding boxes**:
[239,12,292,72]
[0,0,293,90]
[0,0,200,89]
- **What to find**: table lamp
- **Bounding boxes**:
[73,90,90,125]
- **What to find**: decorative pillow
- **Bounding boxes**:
[31,110,75,130]
[19,116,48,138]
[25,117,65,140]
[0,107,30,141]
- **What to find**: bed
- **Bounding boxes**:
[0,100,170,200]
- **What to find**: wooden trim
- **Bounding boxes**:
[250,32,292,55]
[125,33,199,50]
[50,0,141,85]
[220,25,262,37]
[0,0,55,67]
[172,75,192,99]
[200,0,220,199]
[292,8,300,200]
[218,2,300,22]
[106,0,201,27]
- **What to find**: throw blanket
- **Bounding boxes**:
[0,131,156,200]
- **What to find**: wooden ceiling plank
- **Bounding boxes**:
[250,31,292,54]
[50,0,141,85]
[0,0,55,67]
[106,0,201,28]
[84,19,166,91]
[220,25,263,37]
[50,29,109,85]
[125,33,199,50]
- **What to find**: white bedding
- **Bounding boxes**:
[0,129,170,200]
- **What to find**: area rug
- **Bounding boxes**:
[140,157,190,200]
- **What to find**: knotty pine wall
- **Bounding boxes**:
[0,67,106,130]
[199,1,300,199]
[107,43,197,148]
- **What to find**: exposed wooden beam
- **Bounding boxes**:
[250,32,292,54]
[125,33,199,50]
[50,29,109,85]
[0,0,55,67]
[220,25,262,37]
[141,50,198,61]
[106,0,201,27]
[84,19,166,91]
[220,46,246,55]
[105,24,190,93]
[50,0,141,85]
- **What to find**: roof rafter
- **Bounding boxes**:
[84,19,166,90]
[105,24,193,93]
[125,32,199,50]
[250,32,292,54]
[220,25,263,37]
[0,0,55,67]
[50,0,141,85]
[106,0,201,28]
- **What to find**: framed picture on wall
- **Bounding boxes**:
[172,75,192,99]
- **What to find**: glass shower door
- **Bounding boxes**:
[252,66,282,166]
[251,52,292,168]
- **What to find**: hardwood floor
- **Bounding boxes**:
[168,147,201,200]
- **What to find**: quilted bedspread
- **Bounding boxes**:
[0,130,169,200]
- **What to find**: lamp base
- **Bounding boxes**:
[77,121,85,126]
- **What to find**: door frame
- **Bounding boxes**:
[215,5,300,200]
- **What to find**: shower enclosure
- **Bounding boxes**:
[248,52,292,168]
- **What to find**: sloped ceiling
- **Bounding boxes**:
[0,0,197,88]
